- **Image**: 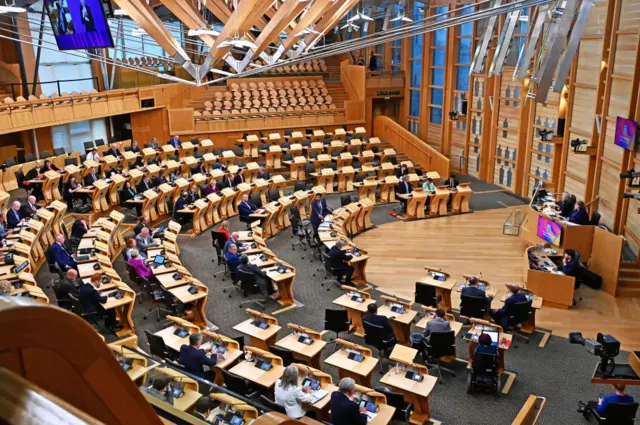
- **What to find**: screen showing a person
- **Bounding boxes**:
[614,116,638,151]
[536,216,562,246]
[44,0,114,50]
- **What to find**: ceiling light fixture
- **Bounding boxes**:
[188,28,221,36]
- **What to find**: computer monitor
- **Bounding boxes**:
[614,116,638,151]
[153,255,165,264]
[536,216,562,246]
[12,261,29,274]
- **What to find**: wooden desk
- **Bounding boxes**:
[243,135,260,158]
[415,306,463,336]
[379,364,436,425]
[99,285,136,337]
[154,367,201,412]
[452,183,472,213]
[463,319,512,373]
[388,345,418,364]
[524,247,575,309]
[398,190,427,220]
[264,262,296,306]
[324,340,378,387]
[275,324,326,369]
[229,360,285,391]
[233,316,281,351]
[169,280,208,328]
[332,290,372,337]
[377,295,417,345]
[356,178,377,203]
[418,266,457,312]
[379,176,398,203]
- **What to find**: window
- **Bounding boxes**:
[428,6,447,127]
[407,1,424,132]
[410,91,420,117]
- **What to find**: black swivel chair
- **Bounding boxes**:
[83,141,95,153]
[324,309,352,351]
[590,211,602,226]
[373,386,413,421]
[95,138,106,147]
[414,282,440,309]
[53,147,66,156]
[5,157,17,167]
[232,335,245,351]
[467,351,500,395]
[505,300,533,347]
[222,269,241,297]
[304,163,316,184]
[585,402,638,424]
[51,282,73,311]
[64,157,78,166]
[249,192,263,208]
[259,395,286,414]
[124,263,143,304]
[290,208,307,251]
[238,270,267,309]
[340,194,352,206]
[69,294,102,330]
[362,321,397,373]
[321,252,342,291]
[423,330,457,383]
[41,151,52,159]
[269,346,296,366]
[211,230,225,266]
[294,181,306,192]
[268,188,280,202]
[459,294,488,334]
[145,329,178,361]
[222,370,258,398]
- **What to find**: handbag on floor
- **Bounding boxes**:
[581,269,602,290]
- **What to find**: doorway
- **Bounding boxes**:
[372,97,400,122]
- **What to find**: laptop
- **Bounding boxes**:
[485,331,500,347]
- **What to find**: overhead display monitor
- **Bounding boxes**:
[44,0,114,50]
[537,216,562,246]
[614,116,638,151]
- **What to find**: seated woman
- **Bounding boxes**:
[217,220,230,241]
[274,365,315,419]
[128,249,153,280]
[475,332,498,356]
[125,238,146,260]
[568,200,590,225]
[120,181,141,215]
[64,175,87,209]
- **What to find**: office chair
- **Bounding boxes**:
[211,230,226,266]
[584,401,638,424]
[340,194,352,207]
[83,141,95,153]
[414,282,441,309]
[69,294,102,331]
[290,209,307,251]
[51,282,73,311]
[222,370,258,398]
[53,147,66,156]
[144,329,178,361]
[422,330,457,383]
[238,270,267,309]
[269,345,296,366]
[294,181,306,192]
[5,157,17,167]
[467,352,500,395]
[95,138,106,146]
[15,170,32,196]
[309,151,319,160]
[505,300,533,347]
[373,386,413,421]
[140,278,171,322]
[320,252,342,291]
[362,321,397,373]
[40,151,52,159]
[124,263,143,304]
[590,211,602,226]
[259,395,286,415]
[222,270,240,297]
[324,309,352,351]
[268,188,280,202]
[459,294,488,335]
[64,157,78,166]
[165,358,189,375]
[46,257,65,280]
[249,192,263,208]
[231,335,245,351]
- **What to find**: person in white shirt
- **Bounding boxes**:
[274,365,315,419]
[86,148,101,162]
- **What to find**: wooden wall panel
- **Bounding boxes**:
[570,87,598,134]
[598,161,621,230]
[427,125,442,152]
[467,76,486,179]
[567,147,590,179]
[584,0,610,35]
[609,79,634,118]
[624,198,640,257]
[564,175,587,200]
[613,34,640,76]
[618,0,640,31]
[576,40,604,82]
[493,67,523,191]
[602,120,624,164]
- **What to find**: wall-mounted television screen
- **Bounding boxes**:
[44,0,114,50]
[614,116,638,151]
[537,216,562,246]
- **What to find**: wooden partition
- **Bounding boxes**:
[373,115,450,177]
[340,60,365,100]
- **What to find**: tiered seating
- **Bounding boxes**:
[199,79,334,116]
[252,58,328,74]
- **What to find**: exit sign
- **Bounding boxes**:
[377,90,401,96]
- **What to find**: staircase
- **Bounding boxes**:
[617,266,640,297]
[324,81,348,108]
[379,140,410,163]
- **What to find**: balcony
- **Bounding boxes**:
[366,71,405,90]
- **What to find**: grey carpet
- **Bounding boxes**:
[33,189,637,425]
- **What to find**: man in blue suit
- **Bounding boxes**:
[79,273,119,332]
[238,194,257,224]
[7,201,23,229]
[168,135,182,149]
[224,232,246,255]
[491,284,528,329]
[173,191,190,224]
[363,303,396,342]
[179,333,220,380]
[225,244,242,276]
[330,378,367,425]
[561,249,580,277]
[310,193,332,236]
[461,276,493,306]
[49,234,77,270]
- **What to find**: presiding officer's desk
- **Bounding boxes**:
[376,295,417,346]
[233,309,281,351]
[524,246,574,309]
[379,353,436,425]
[324,338,379,388]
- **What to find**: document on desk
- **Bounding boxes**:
[310,389,328,403]
[365,412,378,422]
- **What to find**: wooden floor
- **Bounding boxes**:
[355,208,640,351]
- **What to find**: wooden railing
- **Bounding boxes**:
[373,116,450,177]
[366,71,405,89]
[340,60,365,101]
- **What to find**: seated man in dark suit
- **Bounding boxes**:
[579,384,635,420]
[362,303,396,342]
[233,170,246,187]
[169,135,182,149]
[490,284,528,329]
[133,216,148,235]
[59,269,82,298]
[107,143,122,158]
[178,333,220,380]
[395,164,409,178]
[310,193,332,236]
[444,173,459,189]
[238,254,274,295]
[328,239,354,285]
[187,185,200,203]
[71,218,88,239]
[140,373,174,406]
[561,249,580,277]
[461,276,492,306]
[256,166,270,180]
[173,191,190,224]
[238,194,258,224]
[49,234,77,271]
[151,170,168,187]
[84,167,100,186]
[330,378,367,425]
[79,273,120,332]
[193,397,211,422]
[191,159,208,176]
[225,244,242,277]
[395,175,413,212]
[137,176,153,193]
[20,195,39,218]
[7,201,24,229]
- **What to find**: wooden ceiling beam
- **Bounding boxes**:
[282,0,334,50]
[302,0,359,47]
[160,0,217,47]
[204,0,232,24]
[209,0,274,58]
[251,0,307,55]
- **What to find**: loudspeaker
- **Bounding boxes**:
[557,118,566,137]
[461,99,468,115]
[141,98,155,108]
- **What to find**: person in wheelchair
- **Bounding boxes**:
[578,384,635,420]
[467,333,500,395]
